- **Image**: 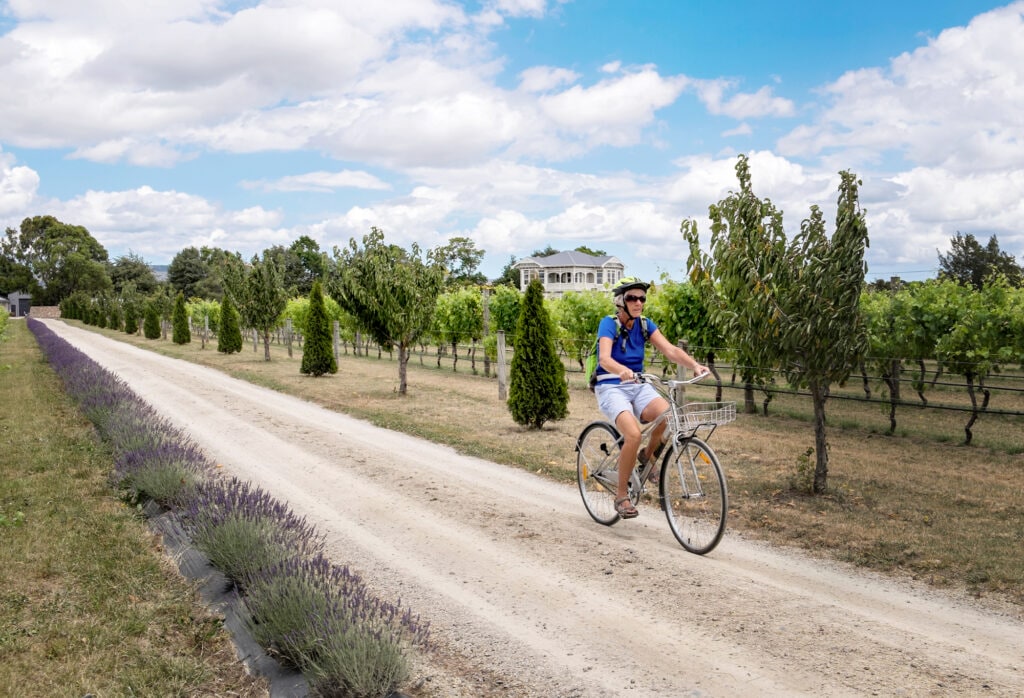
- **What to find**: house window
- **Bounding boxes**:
[596,271,603,284]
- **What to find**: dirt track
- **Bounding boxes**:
[42,319,1023,697]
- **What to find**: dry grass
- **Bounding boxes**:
[0,320,268,697]
[66,322,1024,607]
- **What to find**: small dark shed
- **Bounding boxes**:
[8,292,31,317]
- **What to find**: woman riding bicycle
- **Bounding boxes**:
[594,277,708,519]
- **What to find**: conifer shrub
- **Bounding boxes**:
[218,294,243,354]
[507,279,569,428]
[172,292,190,344]
[124,304,139,334]
[143,302,161,339]
[300,281,337,377]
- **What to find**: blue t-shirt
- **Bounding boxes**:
[594,314,657,385]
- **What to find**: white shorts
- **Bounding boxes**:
[595,382,661,424]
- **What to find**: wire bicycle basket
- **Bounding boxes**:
[676,400,736,434]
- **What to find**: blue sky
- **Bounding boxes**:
[1,0,1021,284]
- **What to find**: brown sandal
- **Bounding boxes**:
[614,497,638,519]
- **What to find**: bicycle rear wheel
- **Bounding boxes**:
[660,436,727,554]
[576,421,623,525]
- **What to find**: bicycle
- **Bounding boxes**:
[575,372,734,555]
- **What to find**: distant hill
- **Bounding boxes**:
[150,264,169,282]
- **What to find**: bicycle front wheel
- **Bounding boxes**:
[576,421,623,525]
[660,436,727,554]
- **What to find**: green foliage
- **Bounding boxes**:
[434,236,487,288]
[331,227,445,394]
[301,281,337,377]
[549,289,613,368]
[645,278,722,363]
[230,253,288,361]
[507,279,569,428]
[110,251,159,295]
[938,232,1022,290]
[172,292,191,344]
[434,287,484,346]
[123,303,139,335]
[937,277,1024,378]
[217,294,243,354]
[488,284,522,336]
[143,301,161,339]
[685,155,869,493]
[187,298,221,335]
[2,215,111,304]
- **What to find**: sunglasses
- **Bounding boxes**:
[624,294,646,303]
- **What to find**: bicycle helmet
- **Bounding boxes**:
[612,276,650,297]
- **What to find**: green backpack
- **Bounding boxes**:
[585,315,650,391]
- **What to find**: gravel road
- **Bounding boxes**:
[42,319,1023,697]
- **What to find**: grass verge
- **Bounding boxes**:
[0,320,267,697]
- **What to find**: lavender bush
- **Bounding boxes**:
[181,477,326,589]
[242,554,430,698]
[28,319,433,695]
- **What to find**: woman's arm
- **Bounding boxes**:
[650,329,708,375]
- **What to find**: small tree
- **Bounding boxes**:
[685,155,869,493]
[143,301,161,339]
[231,253,288,361]
[507,279,569,429]
[300,281,337,376]
[331,227,445,395]
[172,292,191,344]
[218,293,243,354]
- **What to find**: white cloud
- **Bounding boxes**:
[243,170,392,193]
[518,66,579,93]
[695,80,795,119]
[778,2,1024,173]
[0,150,40,215]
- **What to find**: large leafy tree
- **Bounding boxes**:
[435,236,487,288]
[331,227,445,395]
[167,247,209,299]
[110,251,159,295]
[937,232,1022,289]
[2,215,111,304]
[685,155,869,493]
[507,279,569,429]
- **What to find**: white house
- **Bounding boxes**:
[512,250,626,298]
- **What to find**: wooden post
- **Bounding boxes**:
[332,321,340,362]
[482,288,491,378]
[497,330,508,400]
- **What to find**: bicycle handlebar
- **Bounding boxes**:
[635,370,711,387]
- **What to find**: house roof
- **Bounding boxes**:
[514,250,621,268]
